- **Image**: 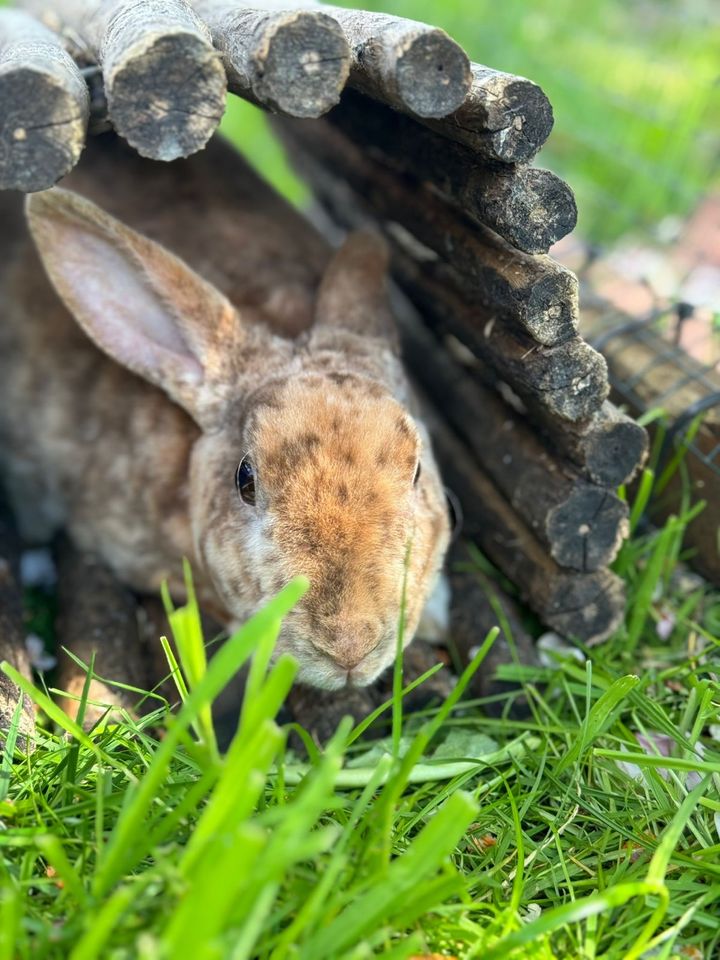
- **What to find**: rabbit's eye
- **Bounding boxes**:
[413,461,422,485]
[235,456,256,505]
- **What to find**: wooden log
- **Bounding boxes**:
[400,294,646,487]
[54,537,148,726]
[0,506,35,748]
[323,5,471,119]
[528,400,649,488]
[421,62,554,163]
[0,9,89,191]
[421,402,626,644]
[328,89,577,254]
[583,303,720,584]
[274,115,581,347]
[400,311,629,571]
[392,246,608,423]
[278,128,607,422]
[192,1,349,117]
[25,0,227,161]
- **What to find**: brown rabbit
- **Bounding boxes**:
[0,134,450,691]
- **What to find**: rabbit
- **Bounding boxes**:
[0,133,451,692]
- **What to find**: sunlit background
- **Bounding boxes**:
[221,0,720,247]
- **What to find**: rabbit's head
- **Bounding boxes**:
[27,189,450,689]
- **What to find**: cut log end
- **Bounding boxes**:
[545,570,626,645]
[490,77,554,162]
[419,67,554,163]
[469,166,578,255]
[0,65,87,191]
[525,270,579,345]
[541,342,609,422]
[521,168,578,252]
[253,11,350,118]
[105,31,226,161]
[547,487,629,572]
[585,417,650,487]
[393,29,470,118]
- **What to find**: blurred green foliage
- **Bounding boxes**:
[222,0,720,245]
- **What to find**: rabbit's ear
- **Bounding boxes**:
[314,230,399,345]
[26,188,276,427]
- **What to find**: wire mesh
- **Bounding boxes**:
[588,303,720,478]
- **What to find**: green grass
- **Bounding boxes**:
[2,462,720,959]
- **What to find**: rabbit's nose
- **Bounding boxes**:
[329,642,366,671]
[323,631,382,670]
[327,640,366,670]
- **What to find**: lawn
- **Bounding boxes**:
[2,452,720,959]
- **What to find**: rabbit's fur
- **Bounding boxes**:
[0,134,450,690]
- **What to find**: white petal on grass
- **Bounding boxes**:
[20,548,57,589]
[537,631,586,668]
[522,903,542,923]
[655,608,676,640]
[616,730,707,788]
[25,633,57,672]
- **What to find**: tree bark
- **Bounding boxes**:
[328,89,577,254]
[0,9,89,191]
[24,0,227,161]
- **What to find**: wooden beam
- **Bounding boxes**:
[24,0,227,161]
[0,9,89,191]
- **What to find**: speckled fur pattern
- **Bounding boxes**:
[0,134,450,690]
